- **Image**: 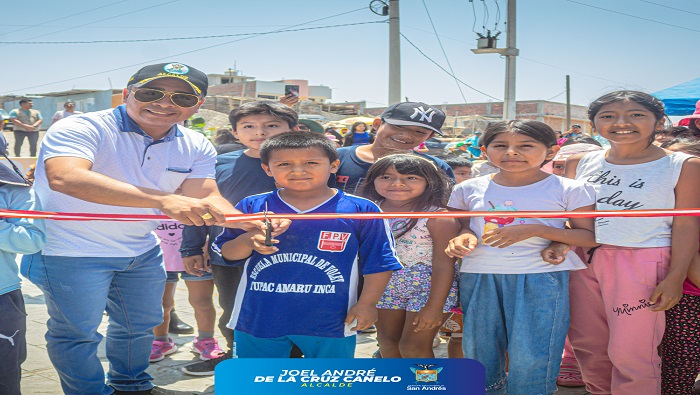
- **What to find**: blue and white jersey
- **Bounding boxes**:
[213,190,402,339]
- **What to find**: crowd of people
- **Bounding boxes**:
[1,61,699,395]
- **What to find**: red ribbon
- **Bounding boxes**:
[2,208,700,222]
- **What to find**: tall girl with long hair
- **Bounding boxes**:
[560,90,700,395]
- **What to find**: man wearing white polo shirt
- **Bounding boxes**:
[26,63,263,395]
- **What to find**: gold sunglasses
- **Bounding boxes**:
[131,88,200,108]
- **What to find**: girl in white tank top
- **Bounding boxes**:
[559,91,700,395]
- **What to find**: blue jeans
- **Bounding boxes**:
[23,247,166,394]
[459,272,570,395]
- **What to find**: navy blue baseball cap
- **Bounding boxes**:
[127,62,208,97]
[380,102,445,136]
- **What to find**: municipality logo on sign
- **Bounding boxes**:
[407,363,447,391]
[163,63,189,75]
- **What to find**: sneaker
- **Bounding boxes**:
[556,359,585,387]
[372,349,382,358]
[192,337,225,360]
[360,325,377,333]
[181,349,233,376]
[149,338,177,363]
[432,334,441,348]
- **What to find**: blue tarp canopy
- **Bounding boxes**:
[653,78,700,115]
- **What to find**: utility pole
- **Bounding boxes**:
[471,1,518,119]
[565,75,571,130]
[388,0,401,104]
[503,0,517,120]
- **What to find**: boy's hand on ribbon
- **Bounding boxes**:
[413,306,444,332]
[247,232,279,255]
[541,242,571,265]
[182,255,210,276]
[345,302,377,331]
[445,233,478,258]
[233,213,291,237]
[649,277,684,312]
[482,224,541,248]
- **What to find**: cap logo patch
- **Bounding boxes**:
[163,63,189,75]
[410,106,435,122]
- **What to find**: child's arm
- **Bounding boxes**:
[180,225,210,276]
[539,153,588,263]
[444,212,479,259]
[413,217,460,332]
[219,231,278,261]
[650,157,700,311]
[563,154,585,179]
[0,189,45,254]
[349,209,404,331]
[344,271,393,331]
[482,204,597,248]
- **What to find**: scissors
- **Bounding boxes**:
[264,202,273,247]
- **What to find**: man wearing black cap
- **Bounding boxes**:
[564,124,583,139]
[334,102,455,194]
[26,62,284,395]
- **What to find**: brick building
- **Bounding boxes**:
[206,70,332,103]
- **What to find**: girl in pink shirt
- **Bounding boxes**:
[151,222,223,363]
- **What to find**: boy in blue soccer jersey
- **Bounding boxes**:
[180,100,299,375]
[213,132,402,358]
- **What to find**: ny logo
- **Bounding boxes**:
[410,106,435,122]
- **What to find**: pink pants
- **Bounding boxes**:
[569,245,670,395]
[561,337,577,365]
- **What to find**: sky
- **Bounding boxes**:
[1,0,698,109]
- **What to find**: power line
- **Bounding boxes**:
[468,0,478,34]
[0,21,386,44]
[401,23,628,85]
[7,0,180,46]
[0,1,129,36]
[563,0,700,34]
[547,90,567,101]
[400,32,501,101]
[493,0,501,31]
[517,56,625,85]
[634,0,700,17]
[1,7,370,94]
[1,23,332,30]
[421,0,467,102]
